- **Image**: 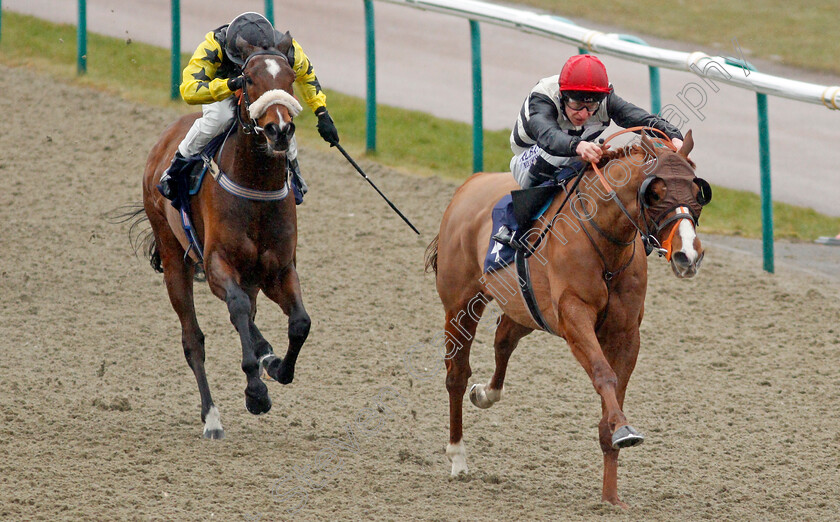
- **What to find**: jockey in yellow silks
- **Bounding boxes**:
[158,11,339,204]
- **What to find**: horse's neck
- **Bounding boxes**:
[220,131,287,188]
[577,156,645,245]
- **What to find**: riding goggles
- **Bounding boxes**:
[564,97,601,113]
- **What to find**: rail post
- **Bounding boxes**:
[756,92,774,273]
[470,20,483,172]
[264,0,274,25]
[725,57,773,273]
[170,0,181,99]
[364,0,377,152]
[77,0,87,75]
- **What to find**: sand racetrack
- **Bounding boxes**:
[1,65,839,521]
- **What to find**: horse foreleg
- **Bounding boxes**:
[154,230,224,439]
[597,326,642,508]
[206,256,271,416]
[260,265,310,385]
[469,314,532,409]
[558,298,641,489]
[444,300,483,477]
[245,295,275,377]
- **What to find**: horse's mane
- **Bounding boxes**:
[595,142,695,169]
[596,144,646,168]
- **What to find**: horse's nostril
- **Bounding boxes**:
[672,251,690,268]
[263,123,280,141]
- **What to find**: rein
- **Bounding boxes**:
[587,126,678,258]
[519,127,676,334]
[523,126,675,261]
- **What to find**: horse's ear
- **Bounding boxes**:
[234,35,257,63]
[275,31,293,57]
[678,129,694,158]
[640,132,657,159]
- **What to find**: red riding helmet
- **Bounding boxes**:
[559,55,611,102]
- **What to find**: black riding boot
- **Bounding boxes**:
[157,152,191,201]
[492,185,561,251]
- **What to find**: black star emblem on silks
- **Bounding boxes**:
[305,62,314,76]
[192,67,211,83]
[307,78,322,95]
[201,47,220,64]
[192,68,211,91]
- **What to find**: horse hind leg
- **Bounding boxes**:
[444,298,485,477]
[259,265,310,385]
[469,314,532,409]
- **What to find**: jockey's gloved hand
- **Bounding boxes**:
[227,75,245,92]
[315,107,339,146]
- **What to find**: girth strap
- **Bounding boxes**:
[207,159,290,202]
[515,251,557,335]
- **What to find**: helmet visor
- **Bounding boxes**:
[564,96,601,113]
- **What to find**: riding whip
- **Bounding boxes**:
[334,143,420,235]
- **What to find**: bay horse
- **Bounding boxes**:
[141,50,308,439]
[425,130,711,507]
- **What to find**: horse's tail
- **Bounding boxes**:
[106,204,163,273]
[424,234,439,275]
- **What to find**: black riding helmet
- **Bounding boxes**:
[224,12,277,66]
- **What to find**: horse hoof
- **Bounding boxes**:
[611,425,645,449]
[469,383,501,409]
[245,394,272,415]
[262,356,295,385]
[258,354,277,381]
[273,362,295,385]
[203,428,225,440]
[202,406,224,439]
[446,442,469,477]
[469,384,490,409]
[245,382,272,415]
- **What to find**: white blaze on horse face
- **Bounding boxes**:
[265,58,282,79]
[272,107,288,129]
[677,218,699,263]
[446,441,469,476]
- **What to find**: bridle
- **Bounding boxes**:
[524,126,683,263]
[585,126,684,259]
[204,50,299,203]
[234,50,295,136]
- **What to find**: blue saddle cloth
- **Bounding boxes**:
[483,168,580,273]
[484,194,518,273]
[484,188,557,273]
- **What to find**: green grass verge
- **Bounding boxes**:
[507,0,840,75]
[2,11,837,240]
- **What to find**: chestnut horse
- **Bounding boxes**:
[425,130,711,507]
[141,51,309,439]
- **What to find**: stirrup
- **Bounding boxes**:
[157,175,176,200]
[492,226,520,250]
